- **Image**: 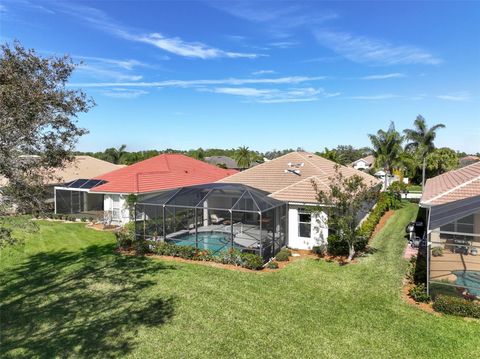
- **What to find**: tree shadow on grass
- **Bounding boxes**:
[0,243,176,358]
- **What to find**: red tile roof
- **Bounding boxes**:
[90,154,237,194]
[421,161,480,205]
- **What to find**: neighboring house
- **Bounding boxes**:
[350,155,375,171]
[54,154,237,224]
[459,155,480,168]
[205,155,261,170]
[0,156,123,204]
[205,156,239,170]
[218,151,380,250]
[420,161,480,297]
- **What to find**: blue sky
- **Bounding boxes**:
[1,1,479,153]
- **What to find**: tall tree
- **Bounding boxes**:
[368,122,404,189]
[403,115,445,190]
[0,41,93,214]
[104,144,127,164]
[234,146,252,170]
[313,167,378,261]
[426,147,458,176]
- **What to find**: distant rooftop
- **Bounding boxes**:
[219,151,380,204]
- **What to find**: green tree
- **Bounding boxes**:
[0,41,93,214]
[313,166,378,261]
[234,146,252,170]
[368,122,404,189]
[426,147,458,176]
[403,115,445,190]
[104,144,128,164]
[317,147,341,164]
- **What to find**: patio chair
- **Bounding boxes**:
[210,213,225,224]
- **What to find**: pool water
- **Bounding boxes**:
[169,232,243,253]
[453,270,480,296]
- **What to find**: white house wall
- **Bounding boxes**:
[103,194,130,225]
[288,204,328,250]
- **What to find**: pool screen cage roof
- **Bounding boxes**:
[135,183,288,262]
[62,179,106,190]
[137,182,285,213]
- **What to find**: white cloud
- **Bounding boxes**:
[437,91,472,102]
[101,88,148,99]
[348,94,400,100]
[71,75,326,88]
[75,55,148,70]
[315,30,442,65]
[78,64,143,82]
[130,32,260,59]
[360,73,406,80]
[268,41,299,49]
[252,70,276,75]
[56,3,261,60]
[208,86,339,103]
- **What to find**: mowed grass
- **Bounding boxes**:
[1,204,478,358]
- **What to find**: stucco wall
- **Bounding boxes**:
[288,204,328,250]
[103,194,130,225]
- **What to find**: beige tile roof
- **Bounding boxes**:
[421,161,480,206]
[0,156,124,187]
[218,151,380,204]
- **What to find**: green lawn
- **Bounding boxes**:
[1,205,478,358]
[407,184,423,192]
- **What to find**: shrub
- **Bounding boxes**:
[193,249,214,261]
[432,246,444,257]
[115,222,135,249]
[266,261,279,269]
[408,284,431,303]
[312,244,327,257]
[275,248,291,262]
[215,248,243,266]
[240,252,264,270]
[433,295,480,318]
[326,234,349,256]
[80,217,87,222]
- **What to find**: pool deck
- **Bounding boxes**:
[430,251,480,281]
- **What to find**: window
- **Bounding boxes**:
[298,210,311,238]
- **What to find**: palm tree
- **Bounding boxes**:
[368,122,404,189]
[403,115,445,191]
[105,144,127,164]
[234,146,252,170]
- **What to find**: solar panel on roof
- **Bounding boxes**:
[64,179,106,189]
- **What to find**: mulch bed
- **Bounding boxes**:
[401,282,439,315]
[371,209,395,241]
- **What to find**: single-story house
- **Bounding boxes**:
[459,155,479,168]
[0,156,123,206]
[54,154,236,224]
[205,156,239,170]
[217,151,380,250]
[350,155,375,171]
[420,161,480,297]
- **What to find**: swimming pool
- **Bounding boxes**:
[453,270,480,296]
[169,231,243,253]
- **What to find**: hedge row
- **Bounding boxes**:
[432,295,480,319]
[358,191,401,240]
[152,241,264,270]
